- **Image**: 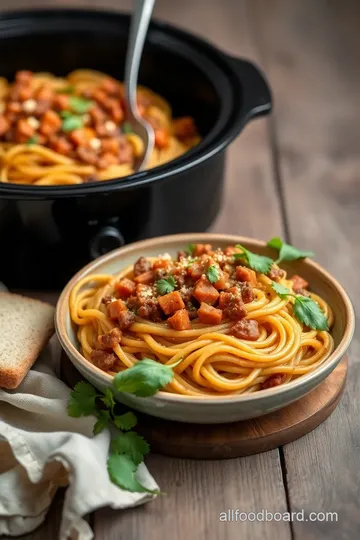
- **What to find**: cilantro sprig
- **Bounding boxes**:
[186,244,196,256]
[206,265,220,284]
[26,135,38,146]
[67,358,180,493]
[267,237,314,265]
[271,282,328,330]
[234,244,273,274]
[69,95,93,114]
[156,276,176,295]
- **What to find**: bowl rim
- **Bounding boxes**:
[55,233,355,404]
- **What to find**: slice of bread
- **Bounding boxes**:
[0,292,55,389]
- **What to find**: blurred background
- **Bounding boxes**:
[0,0,359,307]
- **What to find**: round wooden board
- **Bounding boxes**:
[61,354,348,460]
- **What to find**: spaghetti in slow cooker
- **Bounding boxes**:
[69,243,334,396]
[0,69,200,185]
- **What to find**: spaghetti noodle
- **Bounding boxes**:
[0,70,200,185]
[69,243,334,396]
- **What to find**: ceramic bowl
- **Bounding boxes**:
[55,234,355,424]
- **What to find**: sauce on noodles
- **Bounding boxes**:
[69,243,334,396]
[0,70,200,185]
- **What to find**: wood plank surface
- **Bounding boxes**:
[251,0,360,538]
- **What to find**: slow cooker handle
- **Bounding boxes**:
[227,56,272,123]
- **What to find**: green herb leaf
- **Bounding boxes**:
[67,382,98,417]
[69,95,93,114]
[101,387,116,411]
[26,136,38,146]
[156,276,176,295]
[60,110,72,119]
[113,411,138,431]
[113,358,176,397]
[206,265,220,284]
[186,244,196,256]
[107,453,156,493]
[111,431,150,465]
[234,244,273,274]
[293,296,329,331]
[93,410,111,435]
[267,237,314,264]
[56,85,75,94]
[271,281,291,299]
[122,121,133,134]
[62,115,83,132]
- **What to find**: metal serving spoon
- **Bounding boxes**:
[124,0,155,171]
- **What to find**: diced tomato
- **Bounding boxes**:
[291,275,309,292]
[53,94,69,110]
[36,83,53,102]
[49,136,72,155]
[158,291,185,315]
[18,86,33,101]
[101,138,119,154]
[193,277,219,305]
[16,118,34,141]
[114,278,136,298]
[168,309,192,330]
[193,244,212,256]
[188,262,204,281]
[172,116,197,140]
[214,271,229,291]
[107,299,127,319]
[152,259,170,270]
[39,110,61,136]
[133,270,155,285]
[16,70,33,85]
[198,303,223,325]
[236,266,257,286]
[154,128,169,149]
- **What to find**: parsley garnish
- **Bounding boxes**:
[62,115,84,132]
[69,95,93,114]
[271,282,328,330]
[186,244,196,256]
[267,237,314,265]
[56,85,75,94]
[67,358,179,493]
[26,135,38,146]
[206,265,220,284]
[122,122,133,134]
[234,244,273,274]
[156,276,176,295]
[113,358,178,397]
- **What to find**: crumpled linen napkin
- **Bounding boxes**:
[0,334,159,540]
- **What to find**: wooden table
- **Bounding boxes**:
[2,0,359,538]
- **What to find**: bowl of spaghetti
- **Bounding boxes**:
[56,234,354,423]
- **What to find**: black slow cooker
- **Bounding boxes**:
[0,9,271,289]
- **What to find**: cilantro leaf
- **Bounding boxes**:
[113,411,138,431]
[107,453,156,493]
[293,296,329,331]
[26,135,38,146]
[271,281,291,299]
[111,431,150,465]
[69,95,93,114]
[156,276,176,295]
[267,237,314,264]
[122,121,133,134]
[101,387,116,411]
[113,358,176,397]
[62,115,84,132]
[67,382,98,417]
[93,410,110,435]
[186,244,196,256]
[234,244,273,274]
[206,265,220,284]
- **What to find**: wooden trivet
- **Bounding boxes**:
[61,353,347,459]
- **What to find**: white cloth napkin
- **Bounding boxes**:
[0,335,159,539]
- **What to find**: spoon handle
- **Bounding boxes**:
[124,0,155,115]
